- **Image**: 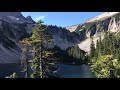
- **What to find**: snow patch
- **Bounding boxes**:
[16,18,19,21]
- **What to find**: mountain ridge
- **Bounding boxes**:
[1,12,120,63]
[0,12,81,63]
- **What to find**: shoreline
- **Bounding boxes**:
[58,61,88,66]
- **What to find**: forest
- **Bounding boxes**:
[89,32,120,78]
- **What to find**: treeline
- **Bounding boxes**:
[67,45,88,64]
[89,32,120,78]
[48,45,87,64]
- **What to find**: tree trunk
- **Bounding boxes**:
[39,45,43,78]
[39,29,43,78]
[26,45,29,78]
[25,59,29,78]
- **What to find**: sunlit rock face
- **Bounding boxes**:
[76,12,120,53]
[86,12,119,23]
[66,24,80,32]
[46,25,81,50]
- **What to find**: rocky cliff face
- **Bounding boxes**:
[66,24,80,32]
[26,16,36,24]
[46,25,81,50]
[76,12,120,52]
[0,12,35,63]
[0,12,35,24]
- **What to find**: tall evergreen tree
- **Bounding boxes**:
[30,20,53,78]
[67,45,86,64]
[103,32,108,55]
[90,31,120,78]
[98,34,104,55]
[90,36,95,59]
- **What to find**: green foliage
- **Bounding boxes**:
[89,31,120,78]
[89,36,95,59]
[85,22,96,30]
[29,20,55,78]
[75,22,97,35]
[67,45,86,64]
[117,48,120,62]
[113,13,120,23]
[90,32,120,60]
[6,73,17,78]
[90,55,120,78]
[48,45,87,64]
[30,20,46,78]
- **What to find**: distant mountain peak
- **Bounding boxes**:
[26,16,36,23]
[0,12,35,24]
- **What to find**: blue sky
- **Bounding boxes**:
[22,12,104,27]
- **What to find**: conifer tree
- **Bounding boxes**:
[20,38,31,78]
[90,36,95,59]
[95,40,99,58]
[67,45,85,63]
[117,48,120,62]
[30,20,53,78]
[98,34,104,55]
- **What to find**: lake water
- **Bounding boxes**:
[0,64,32,78]
[0,64,94,78]
[57,64,95,78]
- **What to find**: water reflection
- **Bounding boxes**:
[57,64,95,78]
